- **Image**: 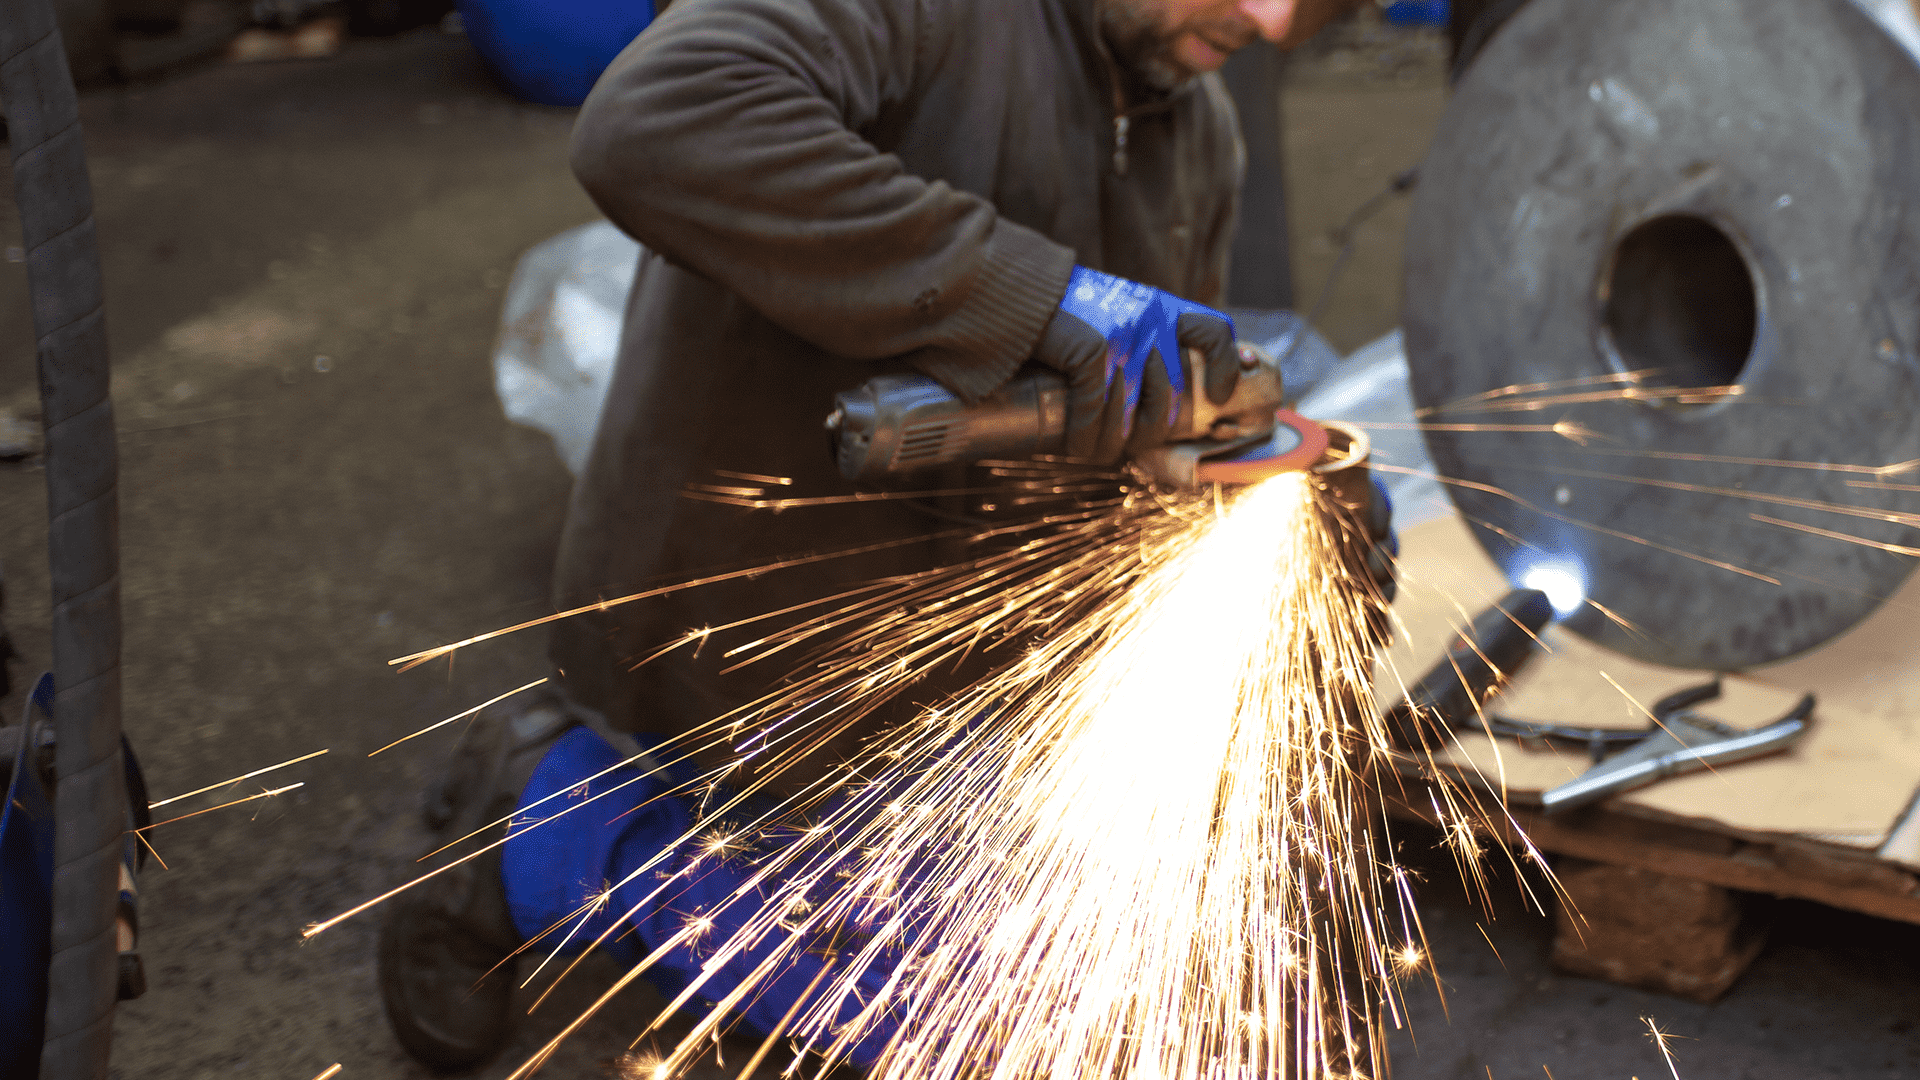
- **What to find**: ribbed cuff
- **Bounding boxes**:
[912,221,1075,404]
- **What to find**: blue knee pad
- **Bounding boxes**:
[501,726,686,963]
[502,727,900,1067]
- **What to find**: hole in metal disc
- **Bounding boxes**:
[1602,214,1758,406]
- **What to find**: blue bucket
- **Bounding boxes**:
[457,0,657,107]
[1383,0,1449,26]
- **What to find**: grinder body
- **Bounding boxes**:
[827,371,1071,480]
[827,345,1316,487]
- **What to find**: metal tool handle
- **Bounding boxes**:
[827,371,1069,481]
[1539,693,1814,814]
[1384,587,1554,749]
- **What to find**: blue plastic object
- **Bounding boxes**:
[1383,0,1449,26]
[1,674,57,1080]
[456,0,657,107]
[502,727,901,1067]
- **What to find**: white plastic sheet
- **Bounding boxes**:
[492,220,639,476]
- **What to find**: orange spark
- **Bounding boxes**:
[1749,513,1920,557]
[1357,419,1606,445]
[367,678,549,756]
[385,529,980,672]
[134,783,302,833]
[1373,464,1781,586]
[712,469,794,486]
[1419,384,1743,417]
[146,749,329,809]
[1644,1016,1685,1080]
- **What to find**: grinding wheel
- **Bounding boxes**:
[1404,0,1920,670]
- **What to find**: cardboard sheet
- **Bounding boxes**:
[1382,514,1920,854]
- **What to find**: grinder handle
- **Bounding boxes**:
[827,370,1069,481]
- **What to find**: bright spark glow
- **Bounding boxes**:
[697,827,748,860]
[341,452,1591,1080]
[812,473,1389,1080]
[612,1050,673,1080]
[1643,1016,1685,1080]
[1517,560,1587,616]
[489,469,1418,1080]
[1394,945,1424,976]
[336,375,1876,1080]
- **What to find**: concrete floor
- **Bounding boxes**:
[0,24,1913,1080]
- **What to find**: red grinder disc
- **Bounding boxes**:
[1193,408,1330,484]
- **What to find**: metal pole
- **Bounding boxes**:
[0,0,126,1075]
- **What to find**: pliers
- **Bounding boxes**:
[1534,679,1814,814]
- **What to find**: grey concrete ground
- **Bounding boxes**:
[0,21,1912,1080]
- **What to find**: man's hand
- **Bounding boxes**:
[1033,266,1240,464]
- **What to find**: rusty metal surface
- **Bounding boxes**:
[1402,0,1920,669]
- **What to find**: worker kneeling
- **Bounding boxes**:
[376,0,1393,1073]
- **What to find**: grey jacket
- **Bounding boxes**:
[551,0,1245,742]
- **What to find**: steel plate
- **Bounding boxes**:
[1403,0,1920,669]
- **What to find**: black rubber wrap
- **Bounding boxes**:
[0,1,128,1077]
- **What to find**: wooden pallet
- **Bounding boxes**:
[1379,513,1920,999]
[1383,787,1920,925]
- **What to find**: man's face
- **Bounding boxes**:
[1099,0,1331,88]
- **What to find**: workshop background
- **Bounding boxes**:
[1,1,1918,1078]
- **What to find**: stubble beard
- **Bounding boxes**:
[1096,0,1197,92]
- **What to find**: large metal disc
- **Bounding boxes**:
[1403,0,1920,669]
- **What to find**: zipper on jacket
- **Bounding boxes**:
[1112,114,1130,176]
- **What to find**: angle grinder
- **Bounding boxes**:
[826,343,1340,488]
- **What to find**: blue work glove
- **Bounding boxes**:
[1033,266,1241,463]
[1365,474,1399,605]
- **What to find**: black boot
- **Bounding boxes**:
[378,694,573,1073]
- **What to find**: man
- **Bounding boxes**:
[379,0,1376,1072]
